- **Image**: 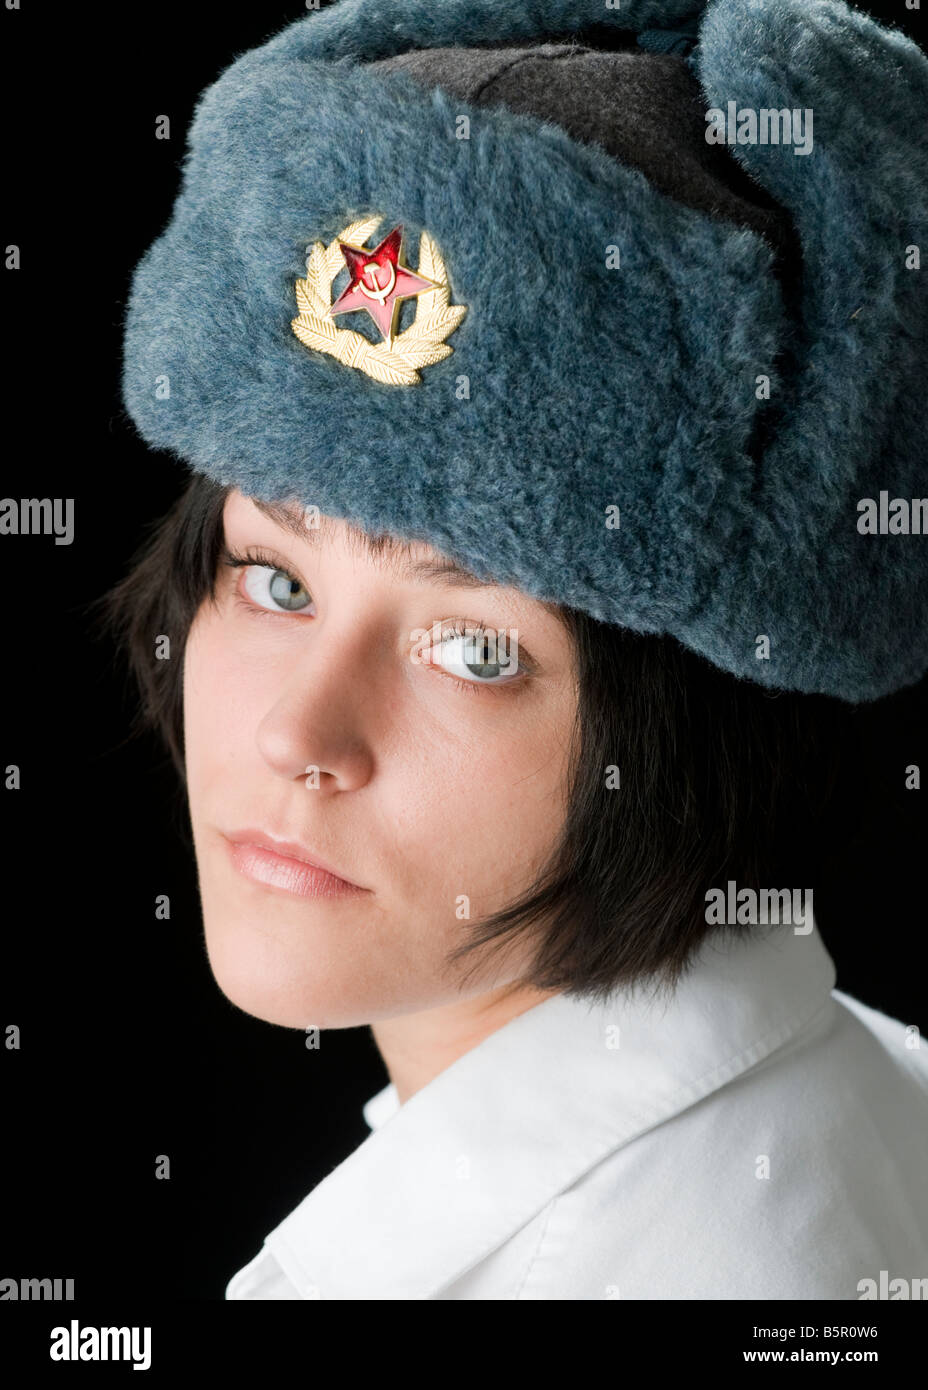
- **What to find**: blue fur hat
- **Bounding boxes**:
[121,0,928,703]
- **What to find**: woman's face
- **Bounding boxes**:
[182,489,578,1029]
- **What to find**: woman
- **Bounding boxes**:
[105,0,928,1298]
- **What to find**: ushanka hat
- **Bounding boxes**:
[121,0,928,703]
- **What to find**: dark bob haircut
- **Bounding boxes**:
[93,473,856,1005]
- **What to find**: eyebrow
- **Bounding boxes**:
[250,496,559,609]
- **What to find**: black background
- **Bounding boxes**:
[2,0,926,1312]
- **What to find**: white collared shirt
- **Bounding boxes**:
[225,920,928,1299]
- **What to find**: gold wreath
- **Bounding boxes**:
[290,216,467,386]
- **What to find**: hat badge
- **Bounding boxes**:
[291,216,467,386]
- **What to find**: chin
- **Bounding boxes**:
[200,921,380,1030]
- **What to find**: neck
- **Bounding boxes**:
[370,980,560,1106]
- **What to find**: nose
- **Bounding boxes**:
[254,626,376,790]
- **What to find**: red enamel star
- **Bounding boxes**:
[328,224,441,348]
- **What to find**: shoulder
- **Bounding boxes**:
[444,991,928,1300]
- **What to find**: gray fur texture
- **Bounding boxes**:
[121,0,928,701]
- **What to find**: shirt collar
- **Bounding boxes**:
[262,919,836,1300]
[361,1081,399,1132]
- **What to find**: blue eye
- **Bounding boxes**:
[431,621,523,687]
[222,545,314,614]
[242,564,313,613]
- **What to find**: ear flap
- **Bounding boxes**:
[692,0,928,698]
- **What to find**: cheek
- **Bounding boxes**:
[382,703,571,925]
[182,607,259,800]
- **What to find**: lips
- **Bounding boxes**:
[223,827,366,889]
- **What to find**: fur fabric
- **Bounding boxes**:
[121,0,928,701]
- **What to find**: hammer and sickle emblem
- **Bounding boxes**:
[358,259,396,304]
